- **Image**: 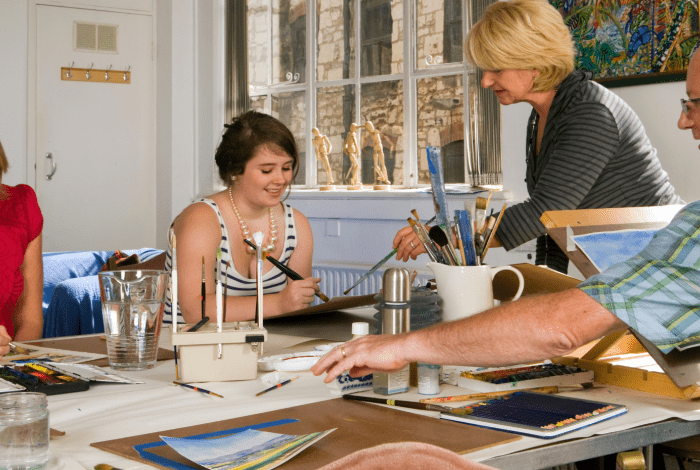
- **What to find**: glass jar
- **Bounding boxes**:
[0,392,49,470]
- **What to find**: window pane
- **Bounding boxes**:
[416,75,464,184]
[415,0,463,70]
[316,85,357,185]
[317,0,356,81]
[249,95,267,113]
[360,80,404,185]
[272,0,307,85]
[271,91,307,185]
[247,0,269,88]
[361,0,401,76]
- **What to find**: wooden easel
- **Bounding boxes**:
[541,205,700,399]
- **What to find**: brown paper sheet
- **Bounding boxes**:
[91,398,519,470]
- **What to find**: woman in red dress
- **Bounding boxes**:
[0,139,44,356]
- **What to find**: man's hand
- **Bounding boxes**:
[310,333,410,383]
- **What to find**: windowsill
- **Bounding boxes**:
[286,187,515,221]
[288,186,512,200]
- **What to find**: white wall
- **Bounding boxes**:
[0,0,28,186]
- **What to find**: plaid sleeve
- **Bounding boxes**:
[578,201,700,353]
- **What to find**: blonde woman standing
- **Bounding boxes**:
[394,0,680,273]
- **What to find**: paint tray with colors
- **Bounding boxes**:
[457,363,594,392]
[440,391,627,438]
[0,362,90,395]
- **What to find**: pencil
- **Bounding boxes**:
[419,385,560,403]
[243,239,330,302]
[173,381,224,398]
[342,394,470,414]
[255,376,299,396]
[201,256,206,320]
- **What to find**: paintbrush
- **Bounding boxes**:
[8,343,29,355]
[255,376,299,396]
[407,218,440,262]
[342,394,471,414]
[343,247,398,295]
[481,203,507,261]
[428,225,459,265]
[201,256,206,320]
[474,196,489,234]
[95,465,123,470]
[243,239,330,302]
[170,229,179,380]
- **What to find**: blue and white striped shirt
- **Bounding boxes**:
[163,199,298,324]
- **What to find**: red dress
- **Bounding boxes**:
[0,185,43,337]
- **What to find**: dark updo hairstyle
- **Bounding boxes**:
[215,110,299,186]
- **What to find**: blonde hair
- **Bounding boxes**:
[0,139,7,190]
[465,0,575,92]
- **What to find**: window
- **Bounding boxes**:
[239,0,501,189]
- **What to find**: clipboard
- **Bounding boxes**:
[91,398,520,469]
[541,205,700,398]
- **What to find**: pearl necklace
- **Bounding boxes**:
[228,186,277,254]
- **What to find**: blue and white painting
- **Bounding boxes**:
[573,229,658,272]
[161,427,334,470]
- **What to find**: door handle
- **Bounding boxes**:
[45,152,57,181]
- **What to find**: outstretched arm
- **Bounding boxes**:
[311,288,626,382]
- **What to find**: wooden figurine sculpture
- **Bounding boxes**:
[312,127,335,191]
[365,121,391,189]
[343,123,362,190]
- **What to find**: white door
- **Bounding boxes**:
[35,5,155,252]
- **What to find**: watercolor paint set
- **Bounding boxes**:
[440,391,627,438]
[457,363,594,392]
[0,362,90,395]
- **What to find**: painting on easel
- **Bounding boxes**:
[550,0,699,87]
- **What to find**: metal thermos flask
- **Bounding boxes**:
[381,268,410,335]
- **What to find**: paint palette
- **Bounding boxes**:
[0,362,90,395]
[457,363,594,392]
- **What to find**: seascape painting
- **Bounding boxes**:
[550,0,699,85]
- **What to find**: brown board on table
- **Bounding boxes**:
[91,397,520,470]
[25,335,175,367]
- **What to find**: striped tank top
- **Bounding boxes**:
[163,198,298,324]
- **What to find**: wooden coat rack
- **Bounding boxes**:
[60,64,131,84]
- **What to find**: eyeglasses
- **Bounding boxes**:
[681,98,700,115]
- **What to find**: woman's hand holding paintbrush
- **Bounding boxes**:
[392,214,437,262]
[243,239,329,302]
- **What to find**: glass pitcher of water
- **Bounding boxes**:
[98,270,169,370]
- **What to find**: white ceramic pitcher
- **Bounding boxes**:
[427,262,525,323]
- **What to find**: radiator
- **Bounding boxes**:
[311,263,433,301]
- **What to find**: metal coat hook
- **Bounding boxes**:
[66,62,74,78]
[86,63,93,79]
[123,66,130,82]
[105,65,112,81]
